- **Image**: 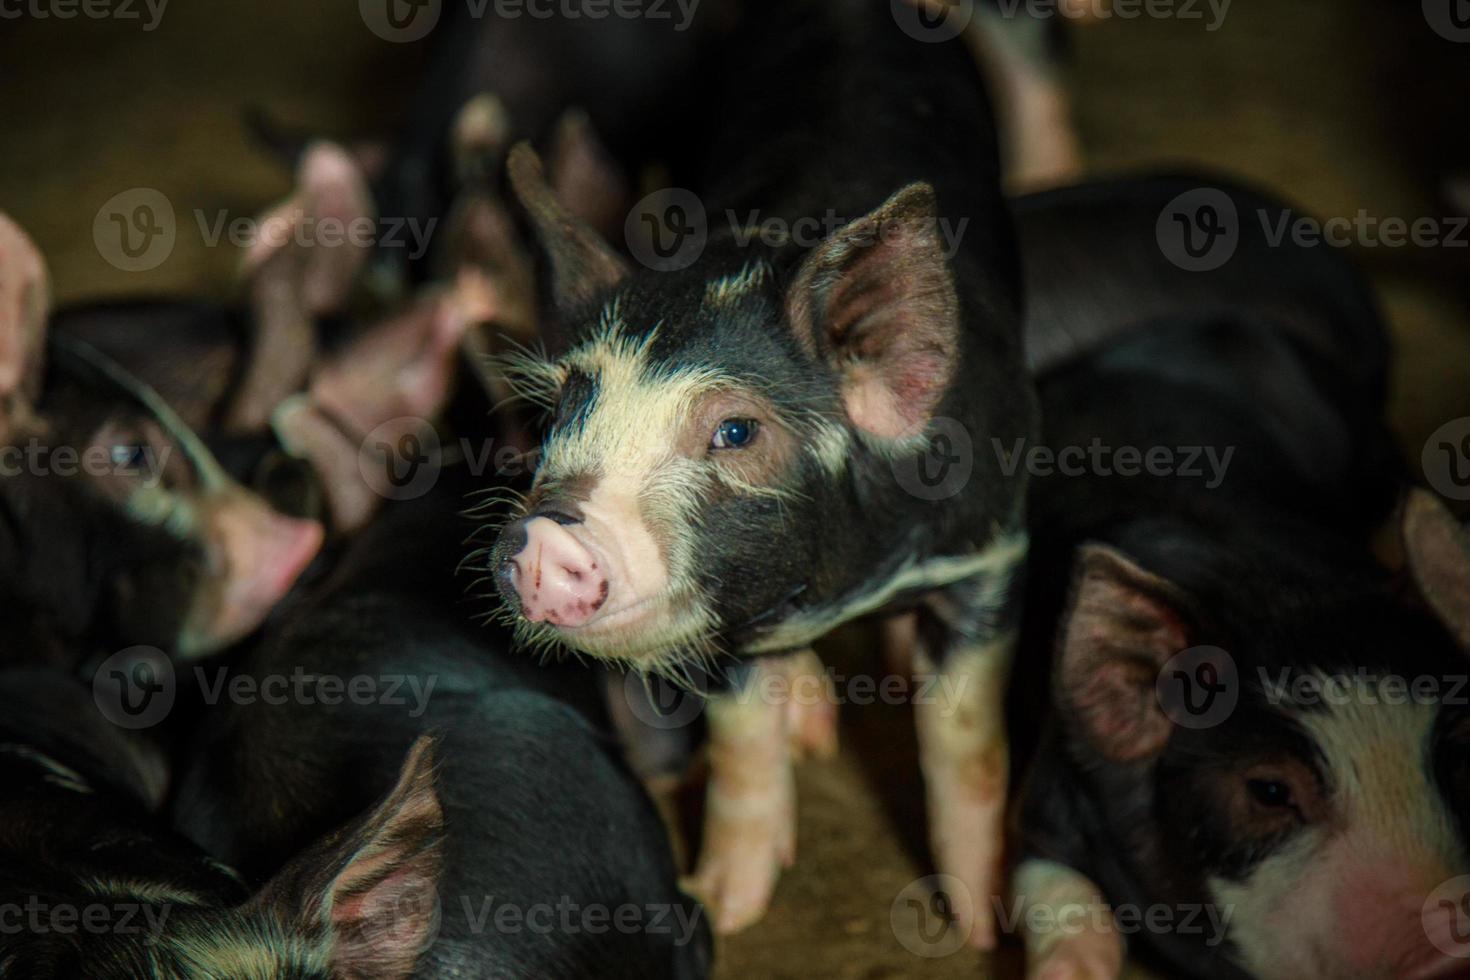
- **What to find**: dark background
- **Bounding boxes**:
[2,1,1468,975]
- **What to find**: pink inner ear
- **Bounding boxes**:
[1405,490,1470,648]
[789,184,960,441]
[832,269,958,439]
[1060,550,1191,761]
[0,213,49,403]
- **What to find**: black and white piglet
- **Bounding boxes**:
[484,0,1033,939]
[1004,179,1470,980]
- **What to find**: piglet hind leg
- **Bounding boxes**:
[683,657,796,934]
[775,648,839,762]
[913,563,1024,951]
[1013,859,1125,980]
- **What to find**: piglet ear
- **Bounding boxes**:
[1056,545,1193,763]
[507,141,629,320]
[548,108,633,246]
[251,736,445,979]
[0,212,50,410]
[787,183,960,441]
[1403,488,1470,649]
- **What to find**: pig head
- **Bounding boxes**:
[484,145,1026,672]
[0,214,322,665]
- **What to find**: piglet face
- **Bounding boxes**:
[1180,688,1470,980]
[1055,541,1470,980]
[17,356,322,661]
[490,318,828,669]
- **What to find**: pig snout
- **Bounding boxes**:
[181,490,325,656]
[495,513,608,628]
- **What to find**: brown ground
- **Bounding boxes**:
[3,1,1469,977]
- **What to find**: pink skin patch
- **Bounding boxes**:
[1337,863,1470,979]
[508,517,609,628]
[183,491,324,655]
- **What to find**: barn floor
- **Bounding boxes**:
[3,1,1469,977]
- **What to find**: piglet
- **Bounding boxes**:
[0,666,446,979]
[0,214,323,666]
[1003,176,1470,980]
[485,0,1033,941]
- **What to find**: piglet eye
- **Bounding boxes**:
[711,418,759,450]
[1247,779,1294,809]
[111,444,149,470]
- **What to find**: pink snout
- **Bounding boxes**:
[506,517,608,627]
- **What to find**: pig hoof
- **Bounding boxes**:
[683,782,795,933]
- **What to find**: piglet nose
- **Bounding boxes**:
[503,516,607,627]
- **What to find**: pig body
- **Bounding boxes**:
[1003,178,1470,980]
[171,464,711,979]
[488,0,1031,938]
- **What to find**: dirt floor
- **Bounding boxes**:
[4,1,1470,977]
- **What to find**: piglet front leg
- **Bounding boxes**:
[683,654,806,934]
[913,545,1026,951]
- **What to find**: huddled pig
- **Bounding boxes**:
[0,666,448,978]
[1001,176,1470,980]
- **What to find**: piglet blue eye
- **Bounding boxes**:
[111,444,148,470]
[711,418,759,450]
